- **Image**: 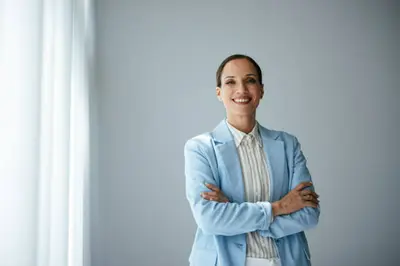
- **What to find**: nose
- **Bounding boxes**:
[237,80,248,93]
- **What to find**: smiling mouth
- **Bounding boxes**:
[232,98,251,104]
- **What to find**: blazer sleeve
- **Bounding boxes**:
[259,136,320,239]
[185,138,274,236]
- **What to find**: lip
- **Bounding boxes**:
[232,97,252,104]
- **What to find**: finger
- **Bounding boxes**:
[208,196,225,203]
[300,190,313,196]
[205,183,220,192]
[304,196,319,204]
[312,198,320,204]
[201,193,214,201]
[300,190,319,199]
[295,182,313,191]
[312,191,319,198]
[301,194,311,200]
[303,194,319,203]
[209,196,220,202]
[300,194,313,203]
[201,192,224,201]
[202,191,218,197]
[306,190,319,198]
[301,191,319,199]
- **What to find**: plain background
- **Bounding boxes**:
[91,1,400,266]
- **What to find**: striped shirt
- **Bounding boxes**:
[226,120,278,259]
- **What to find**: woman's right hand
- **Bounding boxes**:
[272,182,319,216]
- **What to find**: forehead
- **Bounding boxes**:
[222,58,257,77]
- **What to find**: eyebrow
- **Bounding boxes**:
[224,74,257,79]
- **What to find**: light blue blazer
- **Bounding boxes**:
[184,120,320,266]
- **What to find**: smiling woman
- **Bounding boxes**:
[184,54,320,266]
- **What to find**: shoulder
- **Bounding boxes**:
[258,124,300,147]
[258,124,297,141]
[184,132,214,154]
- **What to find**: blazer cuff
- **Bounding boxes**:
[256,201,273,229]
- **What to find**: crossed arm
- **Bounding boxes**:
[185,137,320,238]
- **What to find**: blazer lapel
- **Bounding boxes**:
[212,120,245,203]
[259,125,286,202]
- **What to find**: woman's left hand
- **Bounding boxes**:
[201,183,229,203]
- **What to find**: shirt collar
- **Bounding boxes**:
[226,120,263,148]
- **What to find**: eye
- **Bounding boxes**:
[247,78,257,84]
[225,80,235,85]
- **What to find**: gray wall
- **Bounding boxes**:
[93,1,400,265]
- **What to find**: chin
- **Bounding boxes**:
[230,110,256,117]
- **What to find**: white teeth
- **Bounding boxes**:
[234,98,250,103]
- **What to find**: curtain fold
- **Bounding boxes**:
[0,0,94,265]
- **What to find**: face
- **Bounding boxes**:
[216,58,264,118]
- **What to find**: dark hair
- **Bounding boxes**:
[216,54,263,87]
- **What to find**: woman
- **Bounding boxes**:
[184,54,320,266]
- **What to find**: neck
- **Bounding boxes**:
[226,113,256,134]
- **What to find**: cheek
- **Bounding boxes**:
[250,88,262,99]
[221,90,232,101]
[222,97,233,106]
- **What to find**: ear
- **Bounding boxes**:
[260,85,264,99]
[216,87,222,101]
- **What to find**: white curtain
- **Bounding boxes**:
[0,0,94,266]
